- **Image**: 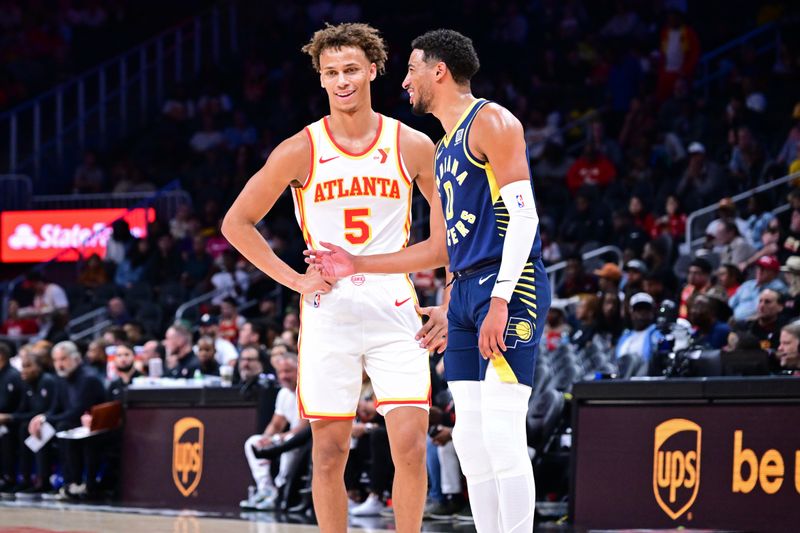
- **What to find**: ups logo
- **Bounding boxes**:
[652,418,701,520]
[172,417,204,497]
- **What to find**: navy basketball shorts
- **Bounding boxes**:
[445,259,550,387]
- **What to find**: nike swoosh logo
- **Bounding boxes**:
[478,273,497,285]
[319,156,339,164]
[395,298,411,307]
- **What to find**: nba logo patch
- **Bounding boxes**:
[313,294,321,308]
[516,194,525,208]
[454,129,464,146]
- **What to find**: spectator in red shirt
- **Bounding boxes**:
[652,195,687,240]
[0,300,39,338]
[656,10,700,101]
[629,195,655,235]
[566,144,617,195]
[218,297,245,345]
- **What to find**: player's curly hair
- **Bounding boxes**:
[411,29,480,85]
[302,23,388,75]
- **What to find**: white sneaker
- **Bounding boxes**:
[254,494,277,511]
[350,494,385,516]
[240,487,276,509]
[347,497,360,511]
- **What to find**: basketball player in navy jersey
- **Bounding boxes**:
[308,29,549,532]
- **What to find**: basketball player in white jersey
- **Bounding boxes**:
[222,23,447,533]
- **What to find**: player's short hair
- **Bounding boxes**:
[411,29,480,84]
[302,23,388,75]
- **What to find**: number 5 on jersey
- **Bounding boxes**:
[344,208,372,245]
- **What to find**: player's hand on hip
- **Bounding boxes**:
[415,304,448,354]
[479,298,508,360]
[304,241,357,278]
[296,267,333,295]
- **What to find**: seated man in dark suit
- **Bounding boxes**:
[27,341,106,500]
[0,348,57,496]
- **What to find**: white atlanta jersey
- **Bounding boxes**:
[291,114,414,255]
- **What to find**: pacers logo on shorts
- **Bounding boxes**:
[653,418,701,520]
[504,317,534,348]
[173,417,204,497]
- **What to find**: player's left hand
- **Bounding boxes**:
[479,298,508,360]
[415,304,448,354]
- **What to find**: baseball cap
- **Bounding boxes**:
[756,256,780,271]
[624,259,648,274]
[630,292,655,308]
[687,142,705,154]
[198,313,219,326]
[593,262,622,281]
[781,256,800,273]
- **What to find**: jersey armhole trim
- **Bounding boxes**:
[297,126,316,191]
[463,100,489,169]
[395,121,413,187]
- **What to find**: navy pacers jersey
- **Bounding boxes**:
[437,99,550,387]
[435,99,542,273]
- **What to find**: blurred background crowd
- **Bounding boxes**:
[1,0,800,522]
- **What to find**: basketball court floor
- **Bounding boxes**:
[0,501,487,533]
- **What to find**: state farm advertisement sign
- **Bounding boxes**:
[0,208,154,263]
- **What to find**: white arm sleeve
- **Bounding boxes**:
[491,179,539,302]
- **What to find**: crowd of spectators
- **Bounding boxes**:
[1,0,800,520]
[0,0,216,110]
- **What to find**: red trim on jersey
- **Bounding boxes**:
[323,114,383,157]
[299,126,315,191]
[292,188,312,248]
[396,121,413,187]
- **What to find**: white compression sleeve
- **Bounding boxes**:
[491,179,539,302]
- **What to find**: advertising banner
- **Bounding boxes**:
[573,404,800,533]
[0,208,153,263]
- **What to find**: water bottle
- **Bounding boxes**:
[148,358,163,378]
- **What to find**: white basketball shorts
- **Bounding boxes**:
[297,273,431,420]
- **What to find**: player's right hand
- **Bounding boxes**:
[304,241,357,279]
[295,266,333,295]
[415,304,448,354]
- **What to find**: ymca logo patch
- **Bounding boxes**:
[454,129,464,146]
[504,317,534,348]
[351,274,365,286]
